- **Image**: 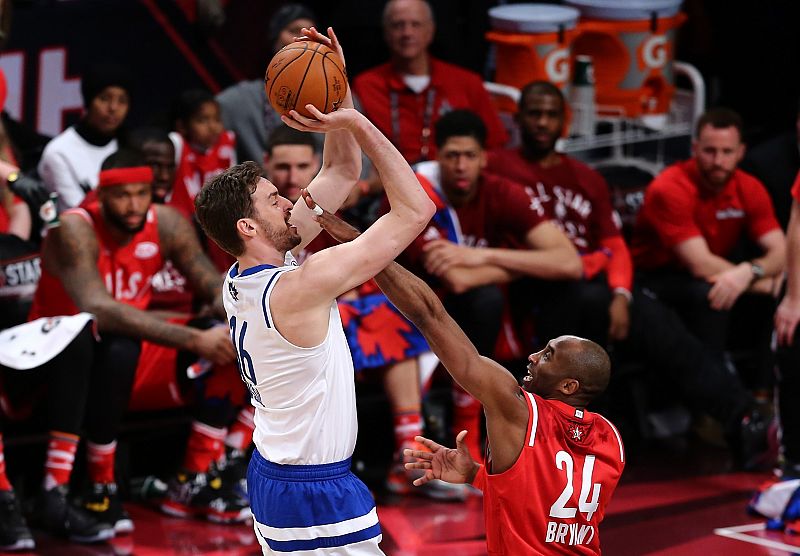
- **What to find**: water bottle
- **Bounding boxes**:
[569,55,597,137]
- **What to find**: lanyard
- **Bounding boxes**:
[390,87,436,163]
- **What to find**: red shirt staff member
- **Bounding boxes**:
[774,171,800,477]
[353,0,508,164]
[310,200,623,555]
[631,108,785,353]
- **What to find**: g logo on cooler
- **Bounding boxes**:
[545,48,570,84]
[642,35,668,69]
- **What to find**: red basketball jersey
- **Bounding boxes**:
[481,390,625,555]
[29,202,164,319]
[169,130,236,220]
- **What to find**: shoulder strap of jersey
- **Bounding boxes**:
[260,268,291,329]
[522,389,539,447]
[596,413,625,464]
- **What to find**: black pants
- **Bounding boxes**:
[444,285,504,357]
[777,334,800,465]
[508,278,582,351]
[84,318,242,446]
[0,322,96,435]
[616,286,753,430]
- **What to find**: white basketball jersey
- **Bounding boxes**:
[222,254,358,465]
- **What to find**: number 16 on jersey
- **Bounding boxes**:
[229,316,264,407]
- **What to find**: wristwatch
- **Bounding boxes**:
[6,171,18,189]
[749,261,765,281]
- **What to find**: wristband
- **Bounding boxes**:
[311,204,324,216]
[613,287,633,303]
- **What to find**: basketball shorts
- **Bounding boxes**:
[248,450,384,555]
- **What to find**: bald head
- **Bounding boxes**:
[558,336,611,404]
[382,0,435,63]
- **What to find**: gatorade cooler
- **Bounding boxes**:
[566,0,685,123]
[486,4,581,91]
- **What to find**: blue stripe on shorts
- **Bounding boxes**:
[248,450,381,551]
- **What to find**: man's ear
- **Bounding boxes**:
[236,218,257,239]
[559,378,580,396]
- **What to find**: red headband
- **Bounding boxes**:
[98,166,154,188]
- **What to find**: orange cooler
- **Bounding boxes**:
[566,0,686,119]
[486,4,581,91]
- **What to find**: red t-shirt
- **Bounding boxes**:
[477,390,624,555]
[632,159,781,271]
[403,169,548,280]
[169,130,236,220]
[0,196,24,234]
[353,58,508,163]
[487,150,620,253]
[792,171,800,202]
[29,202,164,319]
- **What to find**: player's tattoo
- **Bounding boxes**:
[45,212,196,350]
[156,205,223,305]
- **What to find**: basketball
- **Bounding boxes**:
[265,42,348,119]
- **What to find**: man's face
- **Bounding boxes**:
[100,182,152,234]
[437,135,485,206]
[276,17,316,52]
[517,92,564,155]
[141,141,176,204]
[182,101,224,151]
[245,178,301,253]
[264,144,320,203]
[692,125,745,191]
[523,337,572,396]
[383,0,434,62]
[85,86,130,137]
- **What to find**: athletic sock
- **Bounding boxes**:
[452,386,484,463]
[86,440,117,486]
[183,422,226,474]
[0,434,11,491]
[224,407,255,452]
[393,408,423,455]
[44,431,80,490]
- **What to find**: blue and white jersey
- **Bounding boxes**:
[223,252,358,465]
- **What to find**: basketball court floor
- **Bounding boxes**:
[13,438,800,556]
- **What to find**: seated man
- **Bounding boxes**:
[28,149,245,532]
[631,108,786,377]
[401,109,581,456]
[353,0,507,164]
[0,317,113,548]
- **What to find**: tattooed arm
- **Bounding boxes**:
[156,205,225,318]
[44,213,234,364]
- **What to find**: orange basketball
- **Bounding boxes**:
[265,42,348,119]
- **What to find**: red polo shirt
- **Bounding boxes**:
[353,57,508,163]
[632,159,781,271]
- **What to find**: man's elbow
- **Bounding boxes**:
[414,197,436,225]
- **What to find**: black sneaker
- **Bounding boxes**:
[160,470,250,523]
[81,482,134,534]
[728,408,775,471]
[35,485,115,543]
[217,448,249,499]
[0,490,35,551]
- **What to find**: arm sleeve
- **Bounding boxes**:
[602,235,634,291]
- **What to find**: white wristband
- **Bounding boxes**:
[613,287,633,303]
[311,204,324,216]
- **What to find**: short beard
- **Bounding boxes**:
[258,216,301,253]
[104,210,146,235]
